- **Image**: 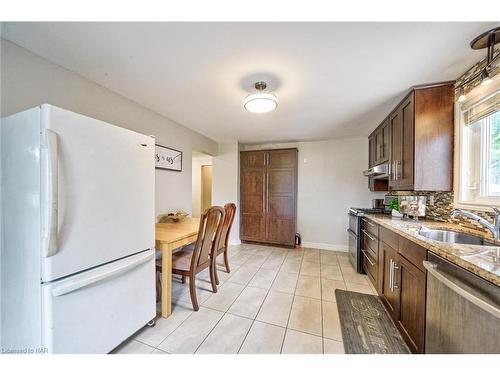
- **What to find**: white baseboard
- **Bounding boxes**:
[301,241,348,252]
[229,239,242,245]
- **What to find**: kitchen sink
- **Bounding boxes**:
[418,228,492,246]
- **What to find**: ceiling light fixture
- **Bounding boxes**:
[244,81,278,113]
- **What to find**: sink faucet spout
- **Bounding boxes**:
[450,207,500,240]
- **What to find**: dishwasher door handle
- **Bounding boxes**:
[423,261,500,319]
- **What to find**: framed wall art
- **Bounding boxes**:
[155,144,182,172]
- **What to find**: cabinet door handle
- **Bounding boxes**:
[362,229,375,241]
[389,259,394,291]
[393,262,399,289]
[361,249,376,266]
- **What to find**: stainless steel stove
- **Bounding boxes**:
[347,207,390,273]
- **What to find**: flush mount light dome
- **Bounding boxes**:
[244,81,278,113]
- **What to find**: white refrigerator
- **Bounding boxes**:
[1,105,156,354]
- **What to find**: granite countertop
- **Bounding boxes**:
[363,214,500,287]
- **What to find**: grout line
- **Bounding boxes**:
[236,246,285,354]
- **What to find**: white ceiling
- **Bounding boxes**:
[2,22,496,143]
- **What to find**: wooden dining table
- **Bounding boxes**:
[155,217,200,318]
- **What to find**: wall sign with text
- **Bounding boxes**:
[155,144,182,172]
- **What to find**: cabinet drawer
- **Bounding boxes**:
[398,236,427,271]
[362,229,378,259]
[380,226,399,250]
[362,218,379,237]
[362,249,377,285]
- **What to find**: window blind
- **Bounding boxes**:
[463,90,500,125]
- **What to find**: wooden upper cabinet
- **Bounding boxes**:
[368,133,377,168]
[383,82,454,191]
[240,148,297,247]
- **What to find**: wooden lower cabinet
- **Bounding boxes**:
[379,241,399,319]
[395,254,426,353]
[375,226,427,353]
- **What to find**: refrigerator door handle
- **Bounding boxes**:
[52,251,154,297]
[44,129,59,258]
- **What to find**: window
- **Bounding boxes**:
[457,87,500,208]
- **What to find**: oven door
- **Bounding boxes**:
[347,228,358,271]
[348,213,359,236]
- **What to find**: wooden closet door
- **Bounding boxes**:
[240,151,266,241]
[265,149,297,246]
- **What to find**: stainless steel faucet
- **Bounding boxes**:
[450,207,500,240]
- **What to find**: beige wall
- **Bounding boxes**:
[0,39,218,217]
[244,138,385,250]
[212,141,240,244]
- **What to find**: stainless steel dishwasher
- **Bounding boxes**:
[423,253,500,353]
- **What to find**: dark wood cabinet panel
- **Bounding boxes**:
[373,224,428,353]
[398,95,415,189]
[396,254,426,353]
[380,241,399,320]
[372,82,454,192]
[413,84,454,191]
[240,151,265,169]
[240,148,297,247]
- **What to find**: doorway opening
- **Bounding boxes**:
[192,151,213,218]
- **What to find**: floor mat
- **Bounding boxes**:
[335,289,410,354]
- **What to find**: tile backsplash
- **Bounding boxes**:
[387,191,495,236]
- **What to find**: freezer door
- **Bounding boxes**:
[41,250,156,354]
[40,105,155,281]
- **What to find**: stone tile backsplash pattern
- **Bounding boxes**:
[387,191,495,236]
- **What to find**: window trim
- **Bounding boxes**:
[454,78,500,212]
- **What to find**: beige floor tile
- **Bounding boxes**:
[320,253,339,266]
[152,348,170,354]
[303,252,320,264]
[321,279,346,302]
[300,261,321,277]
[202,282,245,312]
[261,255,286,271]
[281,329,323,354]
[271,249,289,257]
[228,286,268,319]
[271,272,299,294]
[323,338,345,354]
[135,301,193,347]
[285,251,304,260]
[256,291,294,327]
[196,313,253,354]
[239,321,286,354]
[337,254,351,266]
[176,279,215,305]
[345,282,376,295]
[248,268,278,289]
[158,307,223,354]
[295,275,321,299]
[244,254,269,268]
[303,248,320,254]
[281,258,302,274]
[229,253,252,265]
[320,264,344,281]
[322,301,342,341]
[227,266,260,285]
[288,296,322,336]
[112,339,155,354]
[341,267,370,284]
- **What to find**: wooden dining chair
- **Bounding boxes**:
[156,206,225,311]
[213,203,237,285]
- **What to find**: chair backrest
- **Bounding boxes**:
[217,203,236,251]
[191,206,225,270]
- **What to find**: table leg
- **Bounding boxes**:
[161,245,173,318]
